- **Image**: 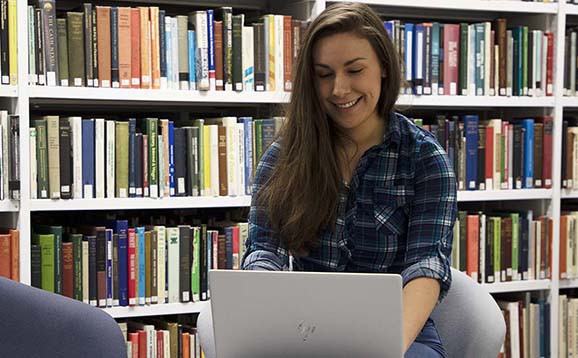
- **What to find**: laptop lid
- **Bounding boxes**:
[209,270,403,358]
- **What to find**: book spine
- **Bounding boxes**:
[159,10,167,89]
[105,229,113,306]
[242,26,254,92]
[127,228,136,306]
[115,121,128,198]
[35,119,48,199]
[232,14,244,92]
[40,0,58,86]
[207,10,216,91]
[35,8,45,86]
[147,118,159,198]
[58,117,71,199]
[84,4,93,86]
[91,9,98,87]
[117,7,131,89]
[8,115,18,200]
[67,12,85,87]
[56,18,69,86]
[81,119,95,198]
[96,6,111,88]
[110,7,119,88]
[253,23,265,91]
[139,7,151,89]
[94,118,105,198]
[195,11,210,90]
[465,115,479,190]
[223,7,233,91]
[177,15,189,90]
[188,30,196,90]
[168,121,175,196]
[27,5,36,85]
[150,7,160,89]
[128,118,136,197]
[130,8,140,89]
[214,21,223,90]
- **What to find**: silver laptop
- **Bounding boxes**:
[209,270,403,358]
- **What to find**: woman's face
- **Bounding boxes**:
[313,31,384,135]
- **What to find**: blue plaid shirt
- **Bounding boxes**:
[241,112,457,298]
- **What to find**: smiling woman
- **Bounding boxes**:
[240,2,457,358]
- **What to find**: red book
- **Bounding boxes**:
[138,330,147,358]
[128,228,137,305]
[0,234,10,278]
[542,116,553,188]
[545,32,554,96]
[214,21,223,91]
[560,215,568,279]
[283,15,293,92]
[466,215,480,282]
[232,226,240,270]
[485,125,494,188]
[443,24,460,96]
[157,330,164,358]
[62,242,74,298]
[130,8,141,89]
[129,332,139,358]
[182,332,190,358]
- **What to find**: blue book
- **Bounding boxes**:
[464,115,479,190]
[521,119,534,188]
[82,119,95,198]
[404,23,414,92]
[413,24,424,95]
[168,121,175,196]
[225,227,233,270]
[136,226,145,305]
[241,117,253,195]
[431,23,440,94]
[115,220,129,307]
[128,118,136,197]
[188,30,196,90]
[110,7,119,88]
[159,10,167,85]
[383,21,393,39]
[166,20,172,88]
[105,228,113,307]
[207,9,215,89]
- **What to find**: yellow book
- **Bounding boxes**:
[203,125,211,196]
[267,14,275,91]
[139,7,151,89]
[8,0,16,85]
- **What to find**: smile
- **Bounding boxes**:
[333,97,361,109]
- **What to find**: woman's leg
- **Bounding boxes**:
[405,318,446,358]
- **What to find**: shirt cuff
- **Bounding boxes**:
[401,256,452,302]
[241,250,286,271]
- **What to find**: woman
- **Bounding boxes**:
[241,2,457,357]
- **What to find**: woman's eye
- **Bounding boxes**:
[349,69,363,74]
[317,73,333,79]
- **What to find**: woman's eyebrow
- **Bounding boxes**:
[314,57,367,68]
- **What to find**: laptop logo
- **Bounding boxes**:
[297,321,317,342]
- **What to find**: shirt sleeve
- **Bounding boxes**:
[241,141,290,271]
[400,133,457,301]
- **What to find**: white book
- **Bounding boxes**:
[82,240,92,305]
[415,26,424,95]
[163,331,170,358]
[508,302,520,358]
[194,11,210,91]
[542,33,548,96]
[219,117,239,196]
[535,30,543,97]
[45,116,60,199]
[507,31,513,97]
[508,124,514,190]
[573,128,578,189]
[494,44,499,96]
[171,17,180,90]
[275,15,284,93]
[154,225,166,305]
[560,295,567,358]
[569,299,576,358]
[106,120,116,198]
[522,307,529,358]
[126,342,132,358]
[94,118,105,199]
[479,213,486,284]
[164,16,172,90]
[488,119,502,190]
[30,128,37,199]
[69,117,83,199]
[242,26,254,92]
[166,227,180,303]
[237,123,245,195]
[209,125,219,196]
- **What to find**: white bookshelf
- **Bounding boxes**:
[6,1,575,356]
[102,301,209,319]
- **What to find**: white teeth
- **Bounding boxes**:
[335,98,359,109]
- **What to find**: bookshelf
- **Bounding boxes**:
[6,0,576,356]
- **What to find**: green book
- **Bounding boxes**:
[459,23,468,95]
[147,118,159,197]
[522,26,528,96]
[492,217,501,282]
[34,119,49,199]
[36,225,63,295]
[254,119,263,163]
[32,234,56,293]
[191,226,200,301]
[71,233,83,301]
[511,213,519,281]
[193,119,205,196]
[232,14,244,91]
[115,121,129,198]
[56,18,69,86]
[67,12,85,87]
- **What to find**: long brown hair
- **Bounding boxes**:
[256,2,401,254]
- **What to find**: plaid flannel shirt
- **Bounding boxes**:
[241,112,457,298]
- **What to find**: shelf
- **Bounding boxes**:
[327,0,558,14]
[0,85,17,97]
[28,86,290,106]
[29,196,252,212]
[102,301,208,319]
[0,200,19,212]
[457,189,552,202]
[566,4,578,16]
[562,96,578,108]
[481,279,551,293]
[397,95,555,108]
[559,279,578,289]
[561,189,578,199]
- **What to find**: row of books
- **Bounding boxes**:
[451,211,553,284]
[0,1,16,86]
[118,318,204,358]
[0,228,18,281]
[413,115,553,191]
[30,115,282,200]
[561,120,578,189]
[28,3,305,93]
[384,18,554,97]
[31,219,248,307]
[497,295,550,358]
[0,110,19,200]
[559,211,578,280]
